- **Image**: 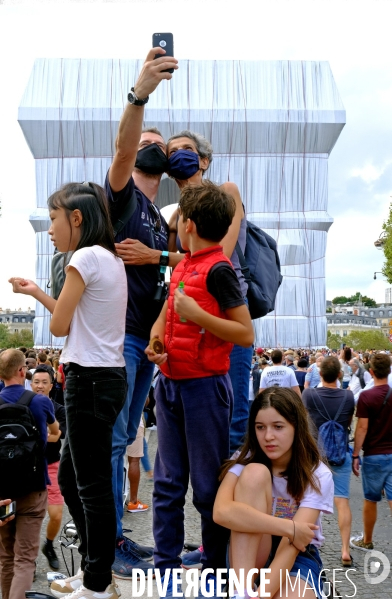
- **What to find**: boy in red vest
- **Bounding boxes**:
[145,181,254,597]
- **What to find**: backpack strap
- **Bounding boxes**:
[235,240,251,285]
[16,390,37,407]
[112,189,137,236]
[311,388,347,423]
[381,386,392,410]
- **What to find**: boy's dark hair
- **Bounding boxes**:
[271,349,283,364]
[178,181,236,242]
[297,358,308,368]
[369,353,391,379]
[33,365,54,383]
[319,356,341,383]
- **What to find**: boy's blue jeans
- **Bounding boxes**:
[111,333,155,538]
[153,373,233,573]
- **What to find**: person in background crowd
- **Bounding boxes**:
[351,353,392,552]
[348,358,372,404]
[0,349,58,599]
[303,356,355,567]
[304,354,324,390]
[340,347,352,390]
[295,358,309,393]
[259,349,301,397]
[285,354,296,371]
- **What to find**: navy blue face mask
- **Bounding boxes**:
[167,150,201,180]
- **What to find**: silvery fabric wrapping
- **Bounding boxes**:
[18,58,345,348]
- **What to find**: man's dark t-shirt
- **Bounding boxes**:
[356,384,392,456]
[105,174,169,339]
[302,387,355,443]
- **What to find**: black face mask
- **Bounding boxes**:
[134,143,168,175]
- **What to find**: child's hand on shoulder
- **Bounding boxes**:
[174,288,200,322]
[8,277,38,296]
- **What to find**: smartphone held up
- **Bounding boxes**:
[153,33,174,73]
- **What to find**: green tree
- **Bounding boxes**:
[7,329,34,349]
[327,331,342,349]
[331,292,376,307]
[344,330,392,351]
[0,324,9,347]
[331,296,349,305]
[382,201,392,283]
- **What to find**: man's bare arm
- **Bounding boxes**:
[109,48,178,192]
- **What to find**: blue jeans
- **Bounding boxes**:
[362,454,392,501]
[153,374,232,573]
[111,333,155,538]
[228,343,253,454]
[141,437,152,472]
[58,364,127,592]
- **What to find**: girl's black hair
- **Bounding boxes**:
[220,387,322,501]
[47,182,116,255]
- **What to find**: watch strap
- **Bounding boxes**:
[159,251,169,273]
[128,87,149,106]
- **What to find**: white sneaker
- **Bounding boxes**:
[51,569,84,597]
[60,583,121,599]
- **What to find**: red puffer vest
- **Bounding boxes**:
[160,246,234,380]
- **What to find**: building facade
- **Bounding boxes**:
[0,308,35,335]
[327,313,381,338]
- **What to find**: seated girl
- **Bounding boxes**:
[213,387,334,599]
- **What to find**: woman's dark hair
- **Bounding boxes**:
[220,388,321,501]
[320,356,341,383]
[343,347,352,363]
[47,182,116,255]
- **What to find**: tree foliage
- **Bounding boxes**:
[327,329,392,351]
[382,201,392,284]
[331,292,376,307]
[0,326,34,349]
[326,331,342,349]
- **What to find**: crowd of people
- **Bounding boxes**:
[0,43,391,599]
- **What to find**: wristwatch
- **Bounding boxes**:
[159,251,169,271]
[127,87,149,106]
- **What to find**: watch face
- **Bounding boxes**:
[128,91,137,104]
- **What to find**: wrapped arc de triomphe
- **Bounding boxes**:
[18,58,345,348]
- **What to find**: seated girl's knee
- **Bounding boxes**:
[239,463,271,487]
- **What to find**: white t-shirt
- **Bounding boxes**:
[60,245,127,367]
[229,461,333,547]
[260,365,298,389]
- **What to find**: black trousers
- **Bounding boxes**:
[58,364,127,591]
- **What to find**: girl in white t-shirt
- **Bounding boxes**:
[9,182,127,599]
[214,387,334,599]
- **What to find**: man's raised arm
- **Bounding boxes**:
[109,48,178,192]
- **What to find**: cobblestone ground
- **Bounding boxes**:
[31,430,392,599]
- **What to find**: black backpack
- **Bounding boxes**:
[0,390,42,498]
[235,220,283,320]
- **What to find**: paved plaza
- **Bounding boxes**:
[31,430,392,599]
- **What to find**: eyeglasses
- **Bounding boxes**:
[19,365,28,372]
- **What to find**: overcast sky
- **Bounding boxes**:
[0,0,392,311]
